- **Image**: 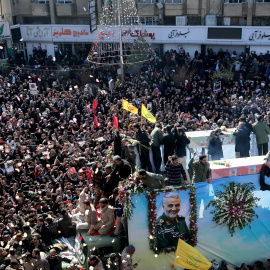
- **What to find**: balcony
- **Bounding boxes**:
[31,3,50,16]
[254,2,270,16]
[137,3,157,16]
[165,1,187,16]
[56,2,75,16]
[223,1,248,16]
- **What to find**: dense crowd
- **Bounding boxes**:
[0,45,270,270]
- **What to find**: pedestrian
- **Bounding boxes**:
[208,128,224,160]
[161,125,175,165]
[89,255,105,270]
[174,127,191,183]
[132,124,152,172]
[252,115,270,156]
[233,122,250,158]
[150,123,163,173]
[165,155,188,186]
[138,169,165,189]
[188,152,211,183]
[120,245,137,270]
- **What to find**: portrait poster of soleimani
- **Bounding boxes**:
[155,189,191,250]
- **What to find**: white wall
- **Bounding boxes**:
[206,45,245,55]
[26,42,55,57]
[250,46,270,55]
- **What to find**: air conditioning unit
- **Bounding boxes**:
[176,15,187,26]
[205,14,217,26]
[156,2,163,9]
[223,17,231,26]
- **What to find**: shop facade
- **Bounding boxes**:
[9,24,270,60]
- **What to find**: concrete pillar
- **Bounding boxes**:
[199,0,203,25]
[96,0,102,24]
[247,0,253,26]
[49,0,56,24]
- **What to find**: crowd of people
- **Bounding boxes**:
[0,44,270,270]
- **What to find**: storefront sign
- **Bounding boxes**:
[249,30,270,41]
[168,29,190,39]
[97,30,117,40]
[18,24,270,46]
[52,28,89,38]
[27,26,50,38]
[0,21,11,39]
[122,28,155,40]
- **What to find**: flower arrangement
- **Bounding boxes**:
[211,161,231,167]
[120,133,150,153]
[105,142,114,164]
[146,185,197,254]
[118,170,145,220]
[206,182,260,236]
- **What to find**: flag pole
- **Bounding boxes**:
[141,104,142,128]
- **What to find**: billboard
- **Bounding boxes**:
[128,174,270,270]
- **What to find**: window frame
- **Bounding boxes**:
[57,0,73,4]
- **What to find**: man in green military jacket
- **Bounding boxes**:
[138,169,165,189]
[252,115,270,156]
[188,152,211,183]
[156,192,190,249]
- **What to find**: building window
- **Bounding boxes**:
[124,16,158,25]
[224,0,247,3]
[137,0,155,3]
[57,0,73,3]
[254,0,270,2]
[253,17,270,25]
[164,0,185,3]
[35,0,49,3]
[187,16,201,25]
[230,17,247,25]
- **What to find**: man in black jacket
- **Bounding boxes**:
[106,156,131,182]
[161,125,175,165]
[58,209,75,238]
[174,128,191,183]
[101,165,119,198]
[233,122,250,158]
[46,248,71,270]
[133,124,153,172]
[35,217,51,246]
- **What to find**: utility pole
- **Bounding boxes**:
[117,0,124,83]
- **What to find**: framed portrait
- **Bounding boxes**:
[147,185,197,253]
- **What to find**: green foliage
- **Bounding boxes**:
[211,63,234,81]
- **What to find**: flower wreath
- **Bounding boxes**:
[118,171,145,220]
[206,182,260,236]
[146,185,197,254]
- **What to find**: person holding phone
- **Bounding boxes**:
[121,245,137,270]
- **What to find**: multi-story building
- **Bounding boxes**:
[136,0,270,27]
[2,0,270,60]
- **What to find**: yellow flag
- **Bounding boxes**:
[122,99,138,114]
[141,104,156,123]
[174,239,212,270]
